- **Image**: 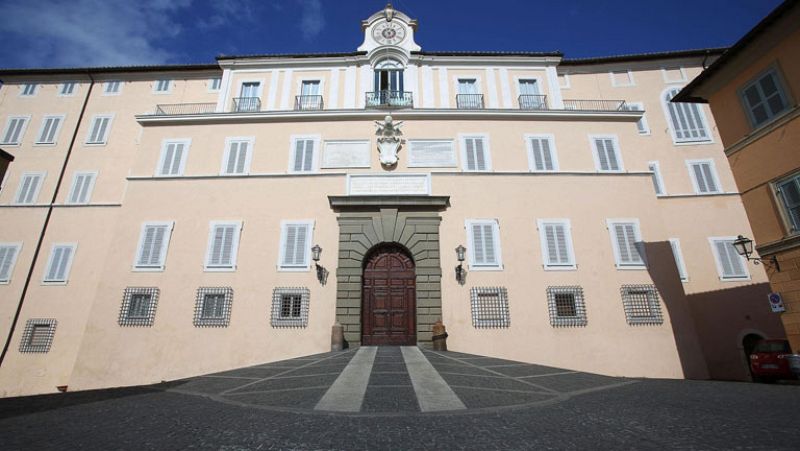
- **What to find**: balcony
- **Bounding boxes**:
[456,94,484,109]
[153,103,217,115]
[562,99,627,111]
[233,97,261,112]
[518,95,548,110]
[365,91,413,108]
[295,95,324,111]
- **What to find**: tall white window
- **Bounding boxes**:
[461,135,491,171]
[648,161,665,195]
[278,221,313,270]
[591,136,623,172]
[687,160,721,194]
[36,115,64,145]
[103,80,121,95]
[289,136,318,173]
[221,138,252,175]
[669,238,688,282]
[85,115,112,144]
[66,172,97,204]
[205,221,242,271]
[236,81,261,112]
[134,222,174,270]
[663,87,711,143]
[740,67,791,128]
[661,67,687,83]
[300,80,320,96]
[625,102,650,134]
[208,78,221,92]
[59,82,76,96]
[457,79,478,95]
[42,244,76,284]
[14,172,45,204]
[466,219,503,270]
[526,135,558,172]
[610,70,634,87]
[0,243,22,283]
[518,79,544,109]
[157,139,190,176]
[776,173,800,233]
[710,238,749,280]
[1,117,29,145]
[607,219,645,268]
[537,219,576,270]
[153,79,171,93]
[21,83,38,96]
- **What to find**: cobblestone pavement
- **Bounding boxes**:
[1,347,799,450]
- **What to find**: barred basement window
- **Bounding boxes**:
[270,287,310,328]
[119,287,159,326]
[194,287,233,327]
[546,286,587,327]
[620,285,663,326]
[19,318,57,353]
[470,287,510,328]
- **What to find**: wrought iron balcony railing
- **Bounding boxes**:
[456,94,484,109]
[295,95,324,111]
[365,91,413,108]
[518,95,548,110]
[154,103,217,115]
[562,99,627,111]
[233,97,261,112]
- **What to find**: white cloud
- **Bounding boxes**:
[297,0,325,41]
[197,0,257,30]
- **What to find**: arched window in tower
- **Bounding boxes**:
[367,59,412,108]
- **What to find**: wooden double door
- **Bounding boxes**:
[361,245,416,346]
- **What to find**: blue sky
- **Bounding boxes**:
[0,0,784,69]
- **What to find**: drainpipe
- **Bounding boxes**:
[0,71,95,368]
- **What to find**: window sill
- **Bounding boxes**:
[467,265,504,271]
[672,139,714,146]
[543,265,577,271]
[719,276,751,282]
[277,266,310,272]
[33,142,57,147]
[132,267,165,272]
[615,264,647,270]
[204,267,236,272]
[84,142,108,147]
[41,281,68,286]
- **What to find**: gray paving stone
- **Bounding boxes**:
[226,373,341,394]
[526,371,629,393]
[361,386,419,413]
[209,367,295,378]
[486,364,579,377]
[368,371,412,386]
[224,387,329,409]
[169,377,253,394]
[439,372,547,392]
[450,386,557,408]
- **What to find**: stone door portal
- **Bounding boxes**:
[361,244,416,345]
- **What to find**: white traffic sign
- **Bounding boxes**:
[768,292,785,313]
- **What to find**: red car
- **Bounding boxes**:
[749,339,795,382]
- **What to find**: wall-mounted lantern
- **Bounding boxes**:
[311,244,328,284]
[455,245,467,285]
[732,235,780,272]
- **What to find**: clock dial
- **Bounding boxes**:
[372,22,406,45]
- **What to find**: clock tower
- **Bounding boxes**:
[357,3,422,55]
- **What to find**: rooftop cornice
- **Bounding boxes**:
[561,47,726,66]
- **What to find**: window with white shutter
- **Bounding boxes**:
[14,172,45,205]
[591,136,623,172]
[133,222,173,270]
[289,137,317,173]
[461,135,491,171]
[157,139,190,176]
[1,116,29,145]
[687,160,721,194]
[663,87,711,143]
[103,80,121,95]
[669,238,688,282]
[776,172,800,233]
[66,172,97,204]
[466,219,502,270]
[710,238,749,280]
[526,135,558,172]
[59,82,76,96]
[42,243,76,284]
[208,78,221,92]
[36,115,64,145]
[739,67,791,128]
[221,138,252,175]
[205,221,242,271]
[648,161,665,195]
[153,79,172,93]
[408,140,456,167]
[21,83,38,96]
[85,115,112,144]
[607,219,646,268]
[624,102,650,134]
[537,219,575,269]
[278,221,313,270]
[0,243,22,283]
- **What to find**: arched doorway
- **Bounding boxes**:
[742,333,764,380]
[361,243,416,345]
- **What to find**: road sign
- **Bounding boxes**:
[768,292,785,313]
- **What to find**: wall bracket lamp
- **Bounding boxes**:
[455,245,467,285]
[732,235,780,272]
[311,244,329,285]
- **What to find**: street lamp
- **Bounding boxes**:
[311,244,327,284]
[455,245,467,285]
[732,235,780,272]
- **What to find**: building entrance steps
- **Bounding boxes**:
[167,347,637,416]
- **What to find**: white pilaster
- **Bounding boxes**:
[279,69,293,110]
[358,64,371,109]
[485,68,499,108]
[422,66,434,108]
[343,66,357,109]
[546,66,564,109]
[266,70,279,111]
[215,68,232,113]
[406,64,419,107]
[328,68,340,109]
[438,67,449,108]
[499,68,512,108]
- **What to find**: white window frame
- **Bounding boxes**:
[132,221,174,271]
[648,161,666,196]
[102,80,122,96]
[738,65,792,129]
[459,134,492,172]
[609,70,635,87]
[1,115,30,146]
[204,221,243,272]
[589,134,625,172]
[465,219,503,271]
[58,82,77,97]
[66,171,98,205]
[661,87,713,145]
[220,136,254,175]
[156,138,191,177]
[20,83,38,97]
[287,135,320,173]
[41,243,77,285]
[661,66,687,83]
[557,73,570,89]
[297,78,325,96]
[686,159,722,194]
[606,219,646,269]
[454,76,482,95]
[514,76,544,104]
[407,139,457,168]
[84,114,114,145]
[709,236,750,281]
[0,243,23,284]
[236,78,264,105]
[537,219,576,270]
[35,114,65,146]
[208,77,222,92]
[668,238,689,282]
[14,171,46,205]
[525,134,559,172]
[153,79,173,94]
[626,102,650,135]
[774,171,800,234]
[277,220,314,271]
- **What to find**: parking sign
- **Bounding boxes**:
[768,293,785,313]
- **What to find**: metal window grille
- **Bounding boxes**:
[620,284,663,325]
[271,287,310,328]
[193,287,233,327]
[470,287,510,328]
[19,318,57,353]
[546,286,587,327]
[119,287,159,327]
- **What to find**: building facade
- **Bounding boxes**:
[0,5,785,397]
[677,0,800,352]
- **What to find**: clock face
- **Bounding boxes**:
[372,22,406,45]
